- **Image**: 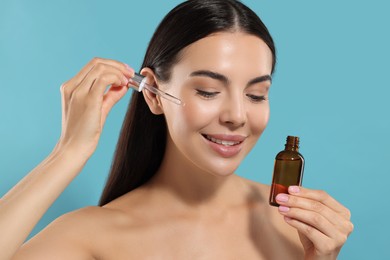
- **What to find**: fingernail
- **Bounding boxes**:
[279,206,290,212]
[276,194,289,202]
[122,76,129,85]
[124,63,134,74]
[289,186,300,193]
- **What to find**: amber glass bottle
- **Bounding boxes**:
[269,136,305,207]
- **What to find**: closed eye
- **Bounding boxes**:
[246,94,268,103]
[196,89,220,99]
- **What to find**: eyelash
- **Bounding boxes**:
[196,90,268,103]
[246,94,268,103]
[196,89,219,99]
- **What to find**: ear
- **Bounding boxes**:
[140,67,164,115]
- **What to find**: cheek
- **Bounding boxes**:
[166,98,219,135]
[248,104,270,136]
[175,98,219,131]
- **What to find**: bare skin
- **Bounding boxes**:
[2,32,353,260]
[16,179,303,260]
[0,57,135,260]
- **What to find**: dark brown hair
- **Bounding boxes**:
[99,0,276,206]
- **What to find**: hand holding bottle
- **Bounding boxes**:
[275,186,354,260]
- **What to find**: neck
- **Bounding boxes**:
[147,137,248,211]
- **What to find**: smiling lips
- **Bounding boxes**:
[202,134,246,157]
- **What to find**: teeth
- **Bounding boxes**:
[205,135,241,146]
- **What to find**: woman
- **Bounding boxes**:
[0,0,353,259]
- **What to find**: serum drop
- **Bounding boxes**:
[269,136,305,207]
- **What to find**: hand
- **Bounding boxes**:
[275,186,354,260]
[56,57,134,158]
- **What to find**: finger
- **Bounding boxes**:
[283,216,344,256]
[60,58,134,116]
[72,57,134,87]
[101,85,129,125]
[278,205,342,239]
[288,186,351,220]
[76,63,129,96]
[275,193,353,234]
[62,58,134,98]
[88,71,128,98]
[65,65,128,132]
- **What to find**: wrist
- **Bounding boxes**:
[50,142,92,165]
[304,253,338,260]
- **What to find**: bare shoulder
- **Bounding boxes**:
[239,176,271,203]
[14,206,123,260]
[239,176,304,254]
[15,186,158,259]
[240,178,288,226]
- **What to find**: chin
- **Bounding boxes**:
[197,158,242,178]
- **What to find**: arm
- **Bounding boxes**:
[0,58,134,259]
[12,207,99,260]
[0,147,88,260]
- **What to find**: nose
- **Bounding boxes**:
[220,94,246,127]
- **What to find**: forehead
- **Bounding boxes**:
[173,32,273,78]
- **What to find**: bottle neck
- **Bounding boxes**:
[285,145,299,152]
[285,136,300,152]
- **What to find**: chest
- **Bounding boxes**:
[93,211,302,259]
[98,221,262,259]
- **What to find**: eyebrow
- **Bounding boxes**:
[189,70,272,86]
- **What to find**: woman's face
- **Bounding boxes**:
[158,31,273,176]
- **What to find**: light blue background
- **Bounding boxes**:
[1,1,389,258]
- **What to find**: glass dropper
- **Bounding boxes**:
[127,73,184,106]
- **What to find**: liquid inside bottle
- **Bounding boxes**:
[269,136,305,207]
